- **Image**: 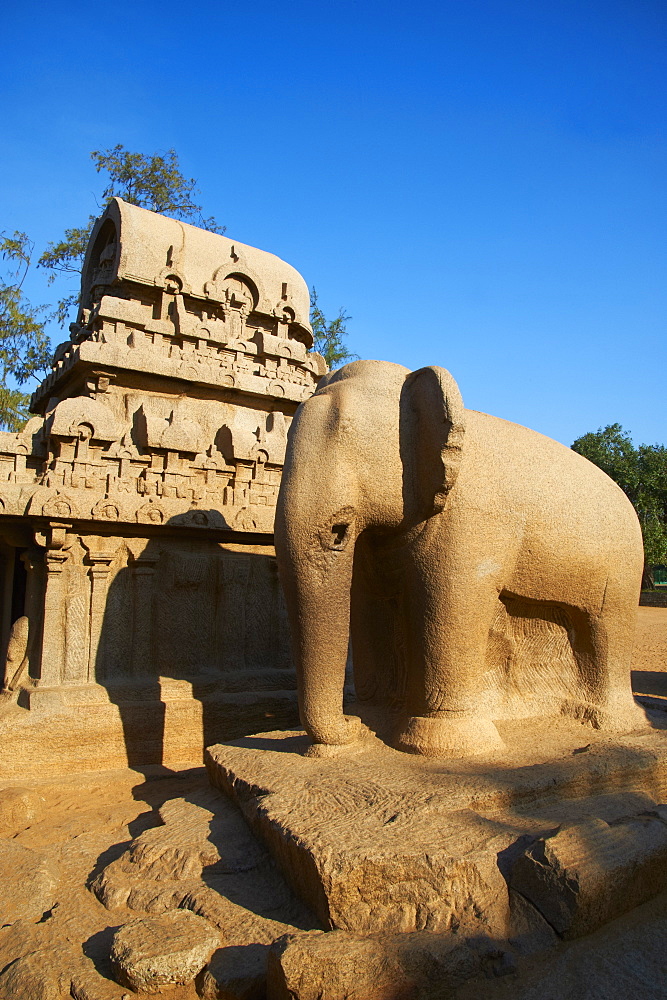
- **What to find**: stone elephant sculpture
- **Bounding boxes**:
[275,360,646,758]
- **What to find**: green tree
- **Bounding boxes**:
[38,145,224,325]
[572,424,667,589]
[309,287,358,369]
[0,232,51,430]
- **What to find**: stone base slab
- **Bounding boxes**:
[206,716,667,941]
[0,678,299,778]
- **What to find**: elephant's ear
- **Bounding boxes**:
[400,366,466,519]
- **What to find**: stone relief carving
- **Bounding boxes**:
[0,199,325,536]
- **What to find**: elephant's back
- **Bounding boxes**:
[453,410,642,613]
[464,410,632,508]
[460,409,642,553]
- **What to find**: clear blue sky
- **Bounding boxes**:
[1,0,664,446]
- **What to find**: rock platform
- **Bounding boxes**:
[1,713,667,999]
[206,715,667,949]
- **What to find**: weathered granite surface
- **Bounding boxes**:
[206,718,667,941]
[2,744,667,999]
[110,911,220,992]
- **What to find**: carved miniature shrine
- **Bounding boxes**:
[0,199,325,774]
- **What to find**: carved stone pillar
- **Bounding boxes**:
[11,452,27,483]
[83,537,123,683]
[0,546,14,658]
[34,523,69,687]
[21,547,44,683]
[220,553,250,672]
[127,539,159,679]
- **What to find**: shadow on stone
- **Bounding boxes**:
[94,528,298,777]
[82,924,123,985]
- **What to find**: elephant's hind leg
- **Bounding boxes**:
[572,581,647,733]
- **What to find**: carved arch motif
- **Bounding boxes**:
[205,267,262,313]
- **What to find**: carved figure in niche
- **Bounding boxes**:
[137,501,165,524]
[234,508,257,532]
[92,500,120,520]
[275,360,647,759]
[43,495,73,517]
[75,422,93,461]
[1,617,29,694]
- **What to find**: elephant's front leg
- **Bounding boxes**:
[395,522,508,757]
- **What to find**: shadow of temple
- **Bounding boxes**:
[93,514,298,771]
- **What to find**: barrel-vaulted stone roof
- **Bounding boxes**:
[82,198,312,341]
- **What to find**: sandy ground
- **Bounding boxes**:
[0,608,664,1000]
[632,606,667,704]
[632,606,667,664]
[0,769,205,1000]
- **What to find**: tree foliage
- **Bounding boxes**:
[309,287,358,369]
[0,232,51,430]
[38,145,224,325]
[91,146,224,229]
[572,423,667,587]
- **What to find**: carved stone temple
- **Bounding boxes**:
[0,199,325,775]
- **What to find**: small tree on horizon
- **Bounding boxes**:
[0,231,52,429]
[572,423,667,589]
[309,287,358,370]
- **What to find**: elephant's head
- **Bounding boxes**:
[275,359,466,752]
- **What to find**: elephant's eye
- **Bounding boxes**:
[317,507,355,552]
[331,523,348,549]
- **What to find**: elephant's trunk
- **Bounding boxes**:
[276,508,358,747]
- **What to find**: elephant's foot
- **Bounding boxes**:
[583,696,650,735]
[303,738,370,759]
[302,715,371,758]
[395,713,504,758]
